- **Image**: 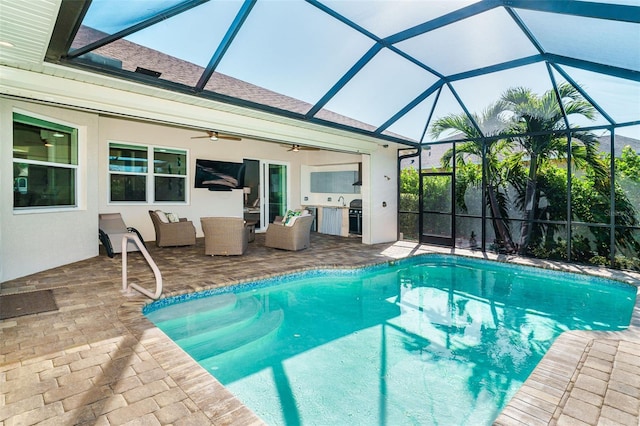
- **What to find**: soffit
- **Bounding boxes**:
[0,0,59,66]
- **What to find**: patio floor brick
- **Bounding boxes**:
[1,234,639,425]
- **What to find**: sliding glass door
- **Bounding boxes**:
[266,162,288,225]
[243,159,289,231]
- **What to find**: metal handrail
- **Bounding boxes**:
[121,233,163,299]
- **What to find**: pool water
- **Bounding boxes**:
[145,255,636,425]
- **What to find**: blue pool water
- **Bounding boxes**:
[145,255,636,425]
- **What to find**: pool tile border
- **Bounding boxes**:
[145,253,638,314]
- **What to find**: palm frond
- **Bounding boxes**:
[430,114,479,140]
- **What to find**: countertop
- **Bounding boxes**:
[304,204,350,209]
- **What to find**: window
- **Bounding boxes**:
[13,112,78,209]
[108,142,187,203]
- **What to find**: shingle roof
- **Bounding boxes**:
[73,26,386,136]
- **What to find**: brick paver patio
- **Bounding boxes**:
[1,233,639,425]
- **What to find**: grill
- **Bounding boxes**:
[349,199,362,235]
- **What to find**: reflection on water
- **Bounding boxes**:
[146,256,635,425]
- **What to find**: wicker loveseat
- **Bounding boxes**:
[200,217,248,256]
[148,210,196,247]
[265,214,314,251]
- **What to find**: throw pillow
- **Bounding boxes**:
[155,210,169,223]
[282,209,294,224]
[285,210,301,225]
[166,212,180,223]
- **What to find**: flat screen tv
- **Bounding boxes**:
[194,159,245,191]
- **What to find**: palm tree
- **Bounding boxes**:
[431,101,516,252]
[499,83,601,254]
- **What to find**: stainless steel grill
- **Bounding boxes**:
[349,199,362,235]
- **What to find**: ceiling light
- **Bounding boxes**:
[44,141,53,147]
[292,144,300,152]
[0,41,14,48]
[52,132,65,138]
[209,132,218,141]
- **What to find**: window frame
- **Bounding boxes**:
[107,141,189,205]
[12,110,80,213]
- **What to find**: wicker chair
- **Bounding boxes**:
[201,217,248,256]
[265,215,314,251]
[148,210,196,247]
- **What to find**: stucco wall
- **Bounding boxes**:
[1,70,399,282]
[97,116,282,241]
[1,99,100,282]
[2,102,394,282]
[364,147,398,244]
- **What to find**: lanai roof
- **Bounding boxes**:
[2,0,639,147]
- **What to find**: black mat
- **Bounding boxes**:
[0,290,58,320]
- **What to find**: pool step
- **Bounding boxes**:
[161,297,261,341]
[147,293,237,324]
[185,308,284,361]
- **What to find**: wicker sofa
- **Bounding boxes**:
[148,210,196,247]
[200,217,248,256]
[265,214,314,251]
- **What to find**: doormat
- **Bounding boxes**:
[0,290,58,320]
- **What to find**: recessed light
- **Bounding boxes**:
[0,41,14,48]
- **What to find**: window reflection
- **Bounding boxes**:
[108,142,187,203]
[12,113,78,209]
[109,143,148,173]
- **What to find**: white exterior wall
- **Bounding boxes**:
[99,117,243,241]
[1,67,399,282]
[363,147,398,244]
[1,98,100,281]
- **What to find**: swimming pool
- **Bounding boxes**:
[145,255,636,425]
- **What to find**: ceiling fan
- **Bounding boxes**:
[281,144,320,152]
[191,130,242,141]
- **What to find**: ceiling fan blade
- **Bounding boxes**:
[217,134,242,141]
[191,130,241,141]
[279,144,296,151]
[280,143,320,152]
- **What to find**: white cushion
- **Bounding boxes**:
[166,212,180,223]
[155,210,169,223]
